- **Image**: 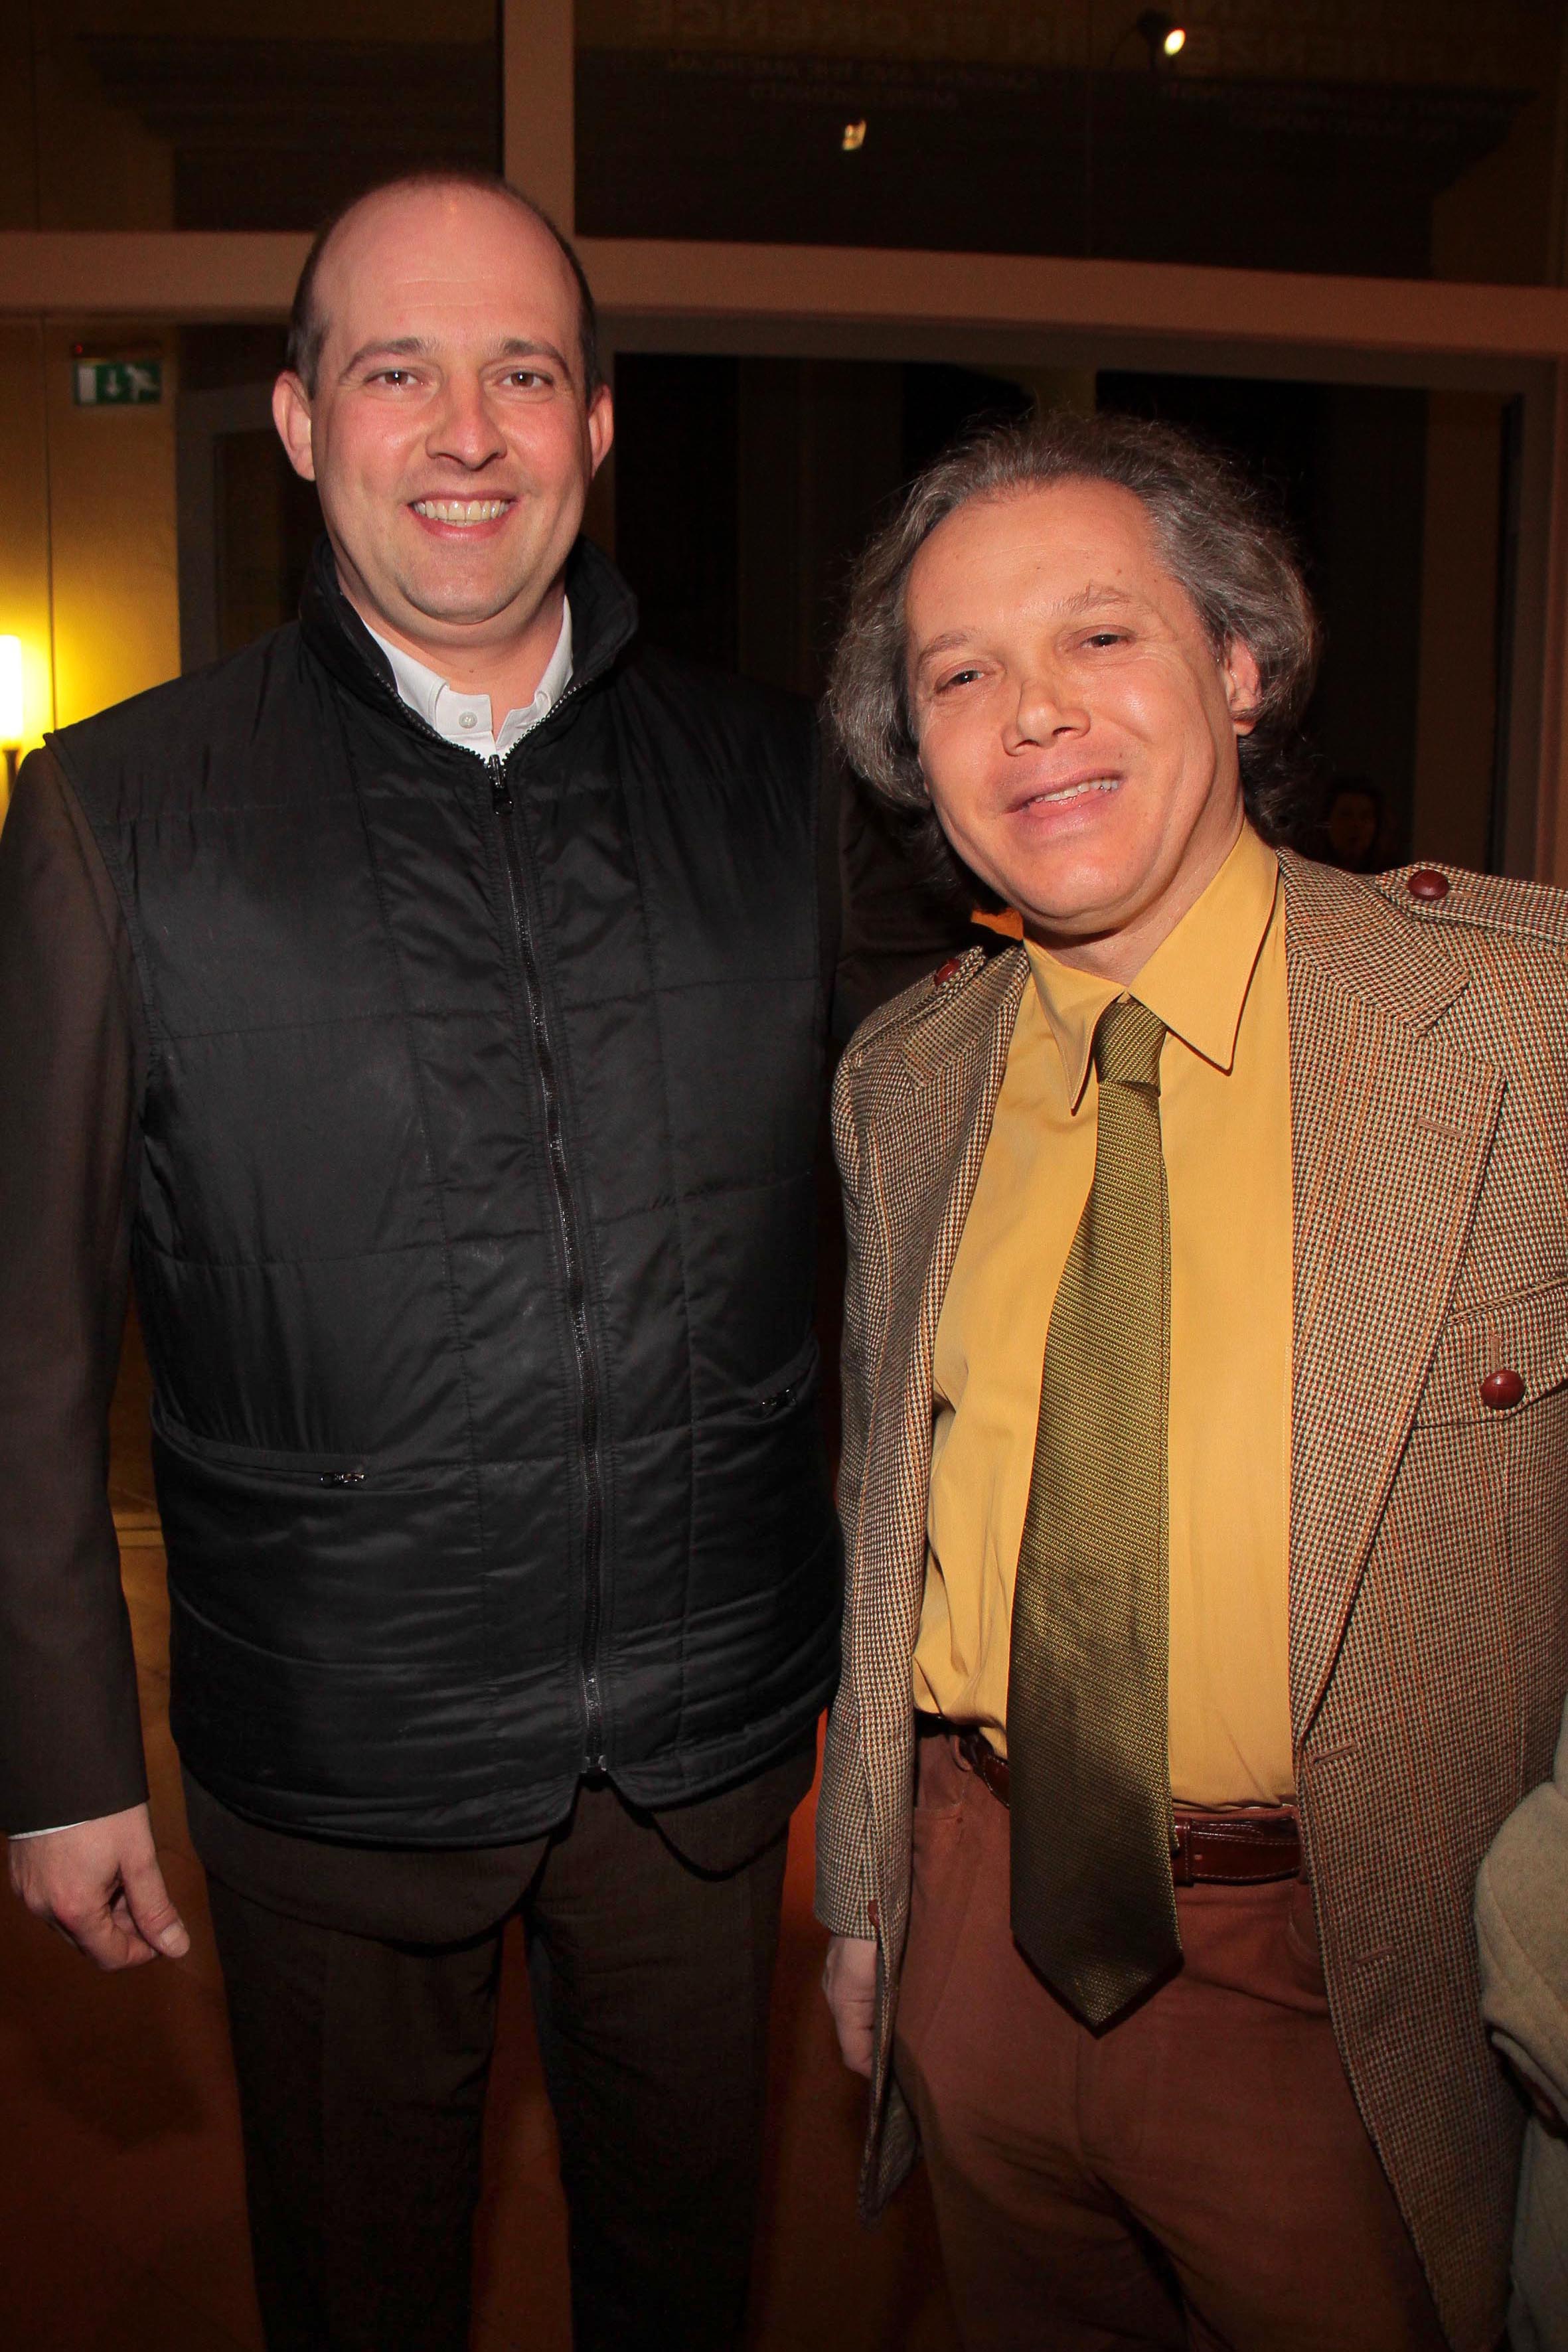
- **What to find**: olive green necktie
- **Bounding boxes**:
[1006,993,1182,2027]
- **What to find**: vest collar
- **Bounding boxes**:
[297,530,639,741]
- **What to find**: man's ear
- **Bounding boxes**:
[272,372,317,483]
[586,382,614,478]
[1222,637,1263,738]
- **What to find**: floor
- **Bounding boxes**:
[1,1316,960,2350]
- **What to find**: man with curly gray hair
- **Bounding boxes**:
[815,408,1567,2349]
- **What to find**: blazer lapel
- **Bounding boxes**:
[1282,856,1505,1741]
[849,948,1028,1840]
[890,954,1028,1364]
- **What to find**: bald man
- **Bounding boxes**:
[0,173,845,2352]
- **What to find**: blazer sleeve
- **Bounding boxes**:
[815,1067,880,1937]
[0,751,149,1832]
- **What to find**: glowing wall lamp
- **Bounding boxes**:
[1135,11,1187,68]
[0,636,23,801]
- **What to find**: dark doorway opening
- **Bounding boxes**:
[613,356,1508,875]
[613,354,1034,703]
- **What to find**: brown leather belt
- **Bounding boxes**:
[953,1727,1301,1886]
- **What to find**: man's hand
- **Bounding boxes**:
[7,1803,189,1970]
[823,1931,878,2077]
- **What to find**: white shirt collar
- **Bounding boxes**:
[366,600,574,761]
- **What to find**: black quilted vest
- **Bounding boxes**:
[52,538,839,1844]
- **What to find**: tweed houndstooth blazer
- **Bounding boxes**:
[815,848,1568,2352]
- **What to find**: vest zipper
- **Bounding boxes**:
[488,750,607,1776]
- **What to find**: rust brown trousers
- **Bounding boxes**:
[815,852,1568,2352]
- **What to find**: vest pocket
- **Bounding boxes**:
[151,1405,376,1486]
[739,1333,822,1421]
[151,1401,489,1689]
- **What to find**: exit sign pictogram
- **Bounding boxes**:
[74,360,163,407]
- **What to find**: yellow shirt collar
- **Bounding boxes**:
[1026,823,1282,1109]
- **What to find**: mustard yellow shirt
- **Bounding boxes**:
[915,823,1294,1806]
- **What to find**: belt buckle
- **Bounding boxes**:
[1170,1817,1194,1887]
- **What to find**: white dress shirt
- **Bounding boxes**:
[366,600,574,759]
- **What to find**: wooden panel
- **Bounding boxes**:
[504,0,575,229]
[1534,366,1568,885]
[6,232,1568,364]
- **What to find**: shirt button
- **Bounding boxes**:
[458,710,477,729]
[1480,1368,1525,1410]
[1406,868,1449,902]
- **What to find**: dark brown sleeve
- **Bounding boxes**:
[0,749,149,1831]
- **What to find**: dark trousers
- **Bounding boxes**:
[204,1775,793,2352]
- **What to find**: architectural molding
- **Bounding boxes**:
[5,231,1568,367]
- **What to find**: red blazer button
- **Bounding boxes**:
[1407,868,1450,902]
[933,957,962,986]
[1480,1368,1525,1410]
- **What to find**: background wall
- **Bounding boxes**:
[0,325,54,783]
[1412,392,1508,871]
[46,323,181,726]
[0,320,180,820]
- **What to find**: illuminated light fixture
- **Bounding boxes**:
[1136,10,1187,64]
[842,119,867,152]
[0,635,23,799]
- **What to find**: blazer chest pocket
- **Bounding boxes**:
[1415,1281,1568,1429]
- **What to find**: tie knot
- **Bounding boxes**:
[1093,996,1166,1091]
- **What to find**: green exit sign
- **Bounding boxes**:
[73,359,162,407]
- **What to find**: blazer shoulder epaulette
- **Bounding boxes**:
[839,943,1008,1079]
[1372,862,1568,954]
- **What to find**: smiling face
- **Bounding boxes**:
[272,181,611,680]
[905,478,1261,977]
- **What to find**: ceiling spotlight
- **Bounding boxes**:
[1136,11,1186,64]
[842,119,867,152]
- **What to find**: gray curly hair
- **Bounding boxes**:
[827,409,1322,863]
